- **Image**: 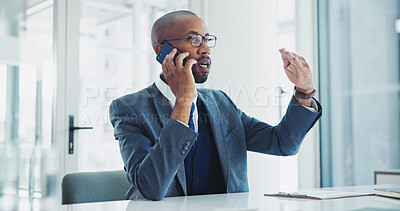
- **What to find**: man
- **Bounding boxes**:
[109,10,321,201]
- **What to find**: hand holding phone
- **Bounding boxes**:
[156,43,189,66]
[157,43,197,103]
[158,44,197,126]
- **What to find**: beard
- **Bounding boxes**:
[191,56,211,84]
[191,67,209,83]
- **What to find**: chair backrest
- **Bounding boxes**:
[61,170,131,204]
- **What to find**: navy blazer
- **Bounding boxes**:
[109,83,322,201]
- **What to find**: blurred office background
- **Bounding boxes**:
[0,0,399,209]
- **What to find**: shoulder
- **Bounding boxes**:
[198,88,228,99]
[110,84,156,111]
[198,88,238,109]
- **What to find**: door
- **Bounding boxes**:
[57,0,190,175]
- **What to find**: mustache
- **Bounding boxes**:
[197,56,212,64]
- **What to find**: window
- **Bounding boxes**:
[76,0,189,171]
[0,0,54,197]
[319,0,400,186]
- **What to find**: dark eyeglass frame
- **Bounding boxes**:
[161,34,217,48]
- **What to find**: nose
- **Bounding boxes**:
[197,42,210,55]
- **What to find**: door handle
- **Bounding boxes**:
[69,115,93,154]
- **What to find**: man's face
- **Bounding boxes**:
[164,15,212,83]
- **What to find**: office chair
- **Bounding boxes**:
[61,170,131,204]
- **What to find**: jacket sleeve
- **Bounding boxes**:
[245,96,322,155]
[109,99,198,201]
[220,91,322,156]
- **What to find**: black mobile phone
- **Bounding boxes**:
[156,43,188,66]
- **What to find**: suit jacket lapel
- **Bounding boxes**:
[198,91,230,187]
[149,83,187,195]
[149,83,172,127]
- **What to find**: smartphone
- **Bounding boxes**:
[156,43,188,66]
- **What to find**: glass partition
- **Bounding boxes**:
[75,0,188,171]
[0,0,55,205]
[319,0,400,186]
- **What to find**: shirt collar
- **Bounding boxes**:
[155,74,198,108]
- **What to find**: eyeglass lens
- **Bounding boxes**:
[191,35,216,47]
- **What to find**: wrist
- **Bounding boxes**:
[294,86,316,99]
[175,97,193,107]
[171,99,192,124]
[295,86,315,94]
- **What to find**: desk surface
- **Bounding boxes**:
[63,185,400,211]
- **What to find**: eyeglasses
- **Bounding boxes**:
[161,34,217,48]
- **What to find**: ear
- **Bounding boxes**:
[154,43,163,54]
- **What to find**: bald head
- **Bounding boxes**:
[151,10,198,50]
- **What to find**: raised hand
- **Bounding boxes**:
[279,48,314,94]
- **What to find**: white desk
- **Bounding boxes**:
[62,185,400,211]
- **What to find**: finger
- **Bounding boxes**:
[293,56,304,68]
[280,53,290,68]
[284,67,296,80]
[285,51,302,68]
[292,52,304,60]
[289,52,306,68]
[162,59,170,78]
[176,52,189,69]
[292,52,308,65]
[285,65,296,75]
[184,59,197,72]
[279,49,290,67]
[165,48,177,63]
[165,49,177,72]
[281,48,299,68]
[165,48,177,65]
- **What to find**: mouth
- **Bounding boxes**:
[190,56,211,83]
[196,57,211,72]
